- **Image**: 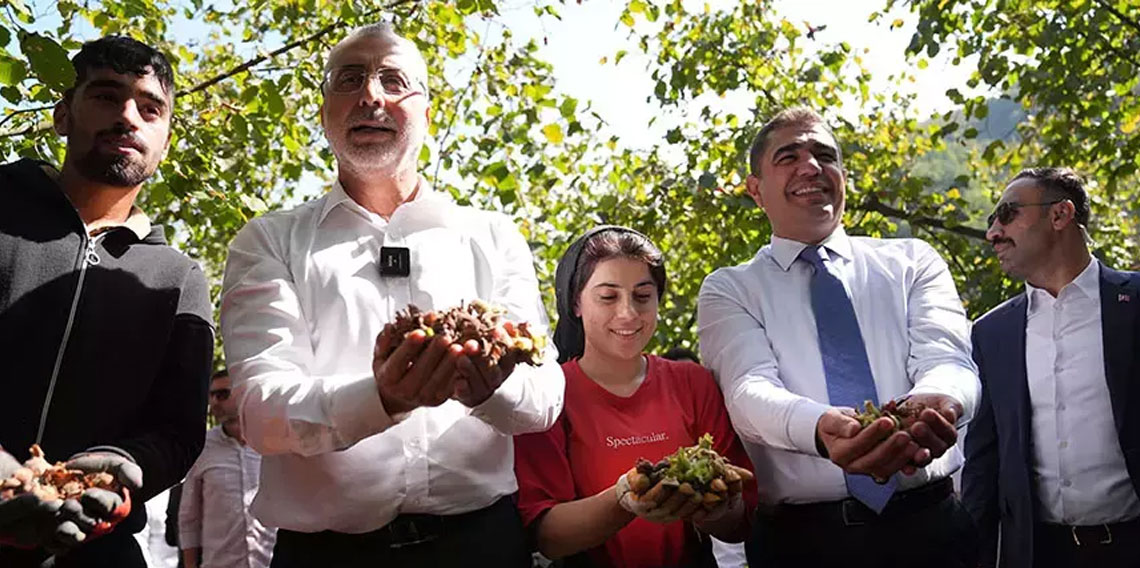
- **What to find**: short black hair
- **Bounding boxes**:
[67,36,175,100]
[748,106,840,176]
[1011,167,1090,227]
[210,369,229,381]
[661,346,700,364]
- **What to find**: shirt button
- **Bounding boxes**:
[1059,441,1068,449]
[1062,479,1073,488]
[1057,403,1066,412]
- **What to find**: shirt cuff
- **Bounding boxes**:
[327,373,398,448]
[788,398,832,457]
[909,363,979,426]
[469,368,526,432]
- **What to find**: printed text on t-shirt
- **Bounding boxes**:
[606,432,669,449]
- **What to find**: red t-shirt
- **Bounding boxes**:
[514,355,757,568]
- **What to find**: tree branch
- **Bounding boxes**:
[0,105,54,129]
[432,25,491,183]
[177,0,417,97]
[1092,0,1140,38]
[0,0,419,139]
[855,197,988,240]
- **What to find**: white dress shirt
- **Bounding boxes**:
[1025,258,1140,524]
[179,427,276,568]
[698,228,979,504]
[220,179,564,533]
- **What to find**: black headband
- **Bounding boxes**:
[552,225,653,364]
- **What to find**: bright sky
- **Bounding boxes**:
[486,0,978,149]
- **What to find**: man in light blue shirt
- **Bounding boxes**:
[698,107,980,567]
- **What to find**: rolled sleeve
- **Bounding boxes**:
[698,270,828,456]
[222,219,396,457]
[904,241,981,425]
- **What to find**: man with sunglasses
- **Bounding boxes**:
[178,369,275,568]
[219,22,563,567]
[963,167,1140,568]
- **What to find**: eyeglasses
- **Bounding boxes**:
[323,66,425,97]
[986,200,1064,227]
[208,388,231,401]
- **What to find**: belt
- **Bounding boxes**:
[1039,517,1140,547]
[277,496,514,550]
[763,477,954,527]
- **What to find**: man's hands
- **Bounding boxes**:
[0,448,80,552]
[0,447,139,553]
[817,409,928,481]
[62,452,141,538]
[816,394,962,481]
[455,345,517,407]
[902,394,962,462]
[372,327,520,415]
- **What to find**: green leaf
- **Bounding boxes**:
[262,81,285,116]
[0,56,27,86]
[541,123,563,144]
[20,32,74,93]
[559,97,578,119]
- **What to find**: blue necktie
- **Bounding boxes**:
[799,245,897,513]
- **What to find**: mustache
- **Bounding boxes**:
[347,109,397,129]
[990,237,1014,247]
[96,125,147,152]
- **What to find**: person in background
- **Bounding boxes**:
[133,487,181,567]
[0,35,213,567]
[179,369,275,568]
[963,167,1140,568]
[515,226,757,568]
[660,346,747,568]
[698,106,979,567]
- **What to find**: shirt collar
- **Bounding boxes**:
[40,165,153,240]
[769,225,852,271]
[88,206,151,240]
[317,175,435,226]
[1025,257,1100,311]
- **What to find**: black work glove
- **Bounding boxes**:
[0,447,86,552]
[61,450,142,538]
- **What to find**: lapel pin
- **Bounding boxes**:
[1120,294,1131,303]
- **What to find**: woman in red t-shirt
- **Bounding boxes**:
[514,226,757,568]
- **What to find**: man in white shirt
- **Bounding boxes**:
[179,370,275,568]
[698,107,980,567]
[219,22,563,567]
[963,167,1140,568]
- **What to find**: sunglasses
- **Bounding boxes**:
[208,388,231,401]
[986,200,1064,227]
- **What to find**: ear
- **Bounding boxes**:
[319,99,327,131]
[1052,200,1076,230]
[745,174,764,209]
[53,101,70,136]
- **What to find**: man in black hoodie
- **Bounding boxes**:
[0,36,213,567]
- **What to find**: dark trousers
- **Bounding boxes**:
[1033,519,1140,568]
[0,526,146,568]
[270,496,531,568]
[746,480,978,568]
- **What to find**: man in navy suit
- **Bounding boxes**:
[963,167,1140,568]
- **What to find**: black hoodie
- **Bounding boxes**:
[0,158,213,566]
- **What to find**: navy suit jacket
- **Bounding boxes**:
[962,263,1140,568]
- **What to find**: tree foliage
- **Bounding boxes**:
[0,0,1136,356]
